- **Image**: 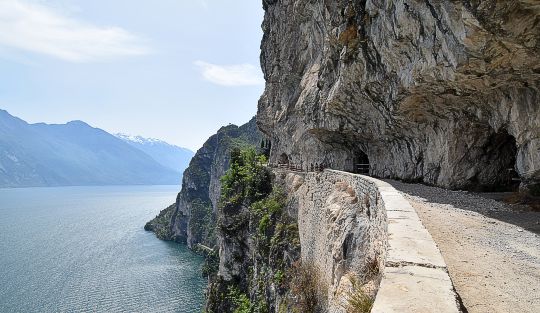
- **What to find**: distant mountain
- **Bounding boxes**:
[0,109,183,187]
[115,133,193,175]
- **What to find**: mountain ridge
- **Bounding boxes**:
[0,109,187,187]
[115,133,194,175]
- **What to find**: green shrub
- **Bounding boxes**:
[188,200,215,246]
[258,214,271,236]
[251,188,286,238]
[201,250,219,277]
[251,188,285,216]
[215,148,303,313]
[228,286,251,313]
[273,270,284,285]
[220,147,271,207]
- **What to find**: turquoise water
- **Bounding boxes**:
[0,185,206,313]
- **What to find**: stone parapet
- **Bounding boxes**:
[279,168,461,312]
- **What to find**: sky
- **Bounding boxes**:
[0,0,265,151]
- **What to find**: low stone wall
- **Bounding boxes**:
[362,173,461,313]
[280,169,461,312]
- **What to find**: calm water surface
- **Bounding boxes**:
[0,185,206,313]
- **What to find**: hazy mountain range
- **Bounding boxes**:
[115,133,193,174]
[0,109,194,187]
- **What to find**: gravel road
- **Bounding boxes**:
[386,180,540,313]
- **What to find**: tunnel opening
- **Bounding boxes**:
[354,150,370,175]
[472,130,519,192]
[278,153,289,165]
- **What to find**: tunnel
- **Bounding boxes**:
[354,150,370,175]
[472,129,519,192]
[278,153,290,165]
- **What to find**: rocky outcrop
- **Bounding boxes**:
[258,0,540,193]
[144,204,175,240]
[145,118,263,248]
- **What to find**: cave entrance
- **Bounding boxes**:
[278,153,289,165]
[476,130,520,192]
[354,150,370,175]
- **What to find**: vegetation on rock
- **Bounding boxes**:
[145,118,263,249]
[220,147,272,207]
[289,262,327,313]
[206,147,302,313]
[341,276,374,313]
[188,200,216,247]
[144,204,175,240]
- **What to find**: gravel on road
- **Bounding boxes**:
[386,180,540,313]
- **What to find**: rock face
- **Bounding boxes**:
[258,0,540,193]
[146,118,263,248]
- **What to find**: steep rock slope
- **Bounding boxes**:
[258,0,540,193]
[0,110,180,187]
[146,118,263,248]
[206,151,302,313]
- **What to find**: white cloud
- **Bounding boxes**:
[0,0,150,62]
[194,60,264,86]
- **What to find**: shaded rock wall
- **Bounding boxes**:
[258,0,540,192]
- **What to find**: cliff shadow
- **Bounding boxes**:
[384,179,540,235]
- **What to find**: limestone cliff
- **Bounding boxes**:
[145,118,263,248]
[258,0,539,193]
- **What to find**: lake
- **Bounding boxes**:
[0,185,206,313]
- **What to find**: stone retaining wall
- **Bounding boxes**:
[280,169,461,312]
